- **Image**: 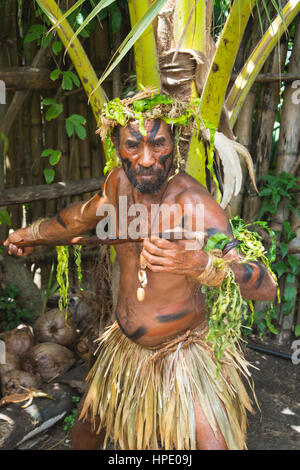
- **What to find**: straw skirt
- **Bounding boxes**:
[80,321,254,450]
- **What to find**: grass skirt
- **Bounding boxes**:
[79,321,254,450]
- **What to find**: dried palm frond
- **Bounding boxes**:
[80,321,255,450]
[201,129,257,209]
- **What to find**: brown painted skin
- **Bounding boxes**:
[4,120,277,450]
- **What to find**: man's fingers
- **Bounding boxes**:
[147,264,170,273]
[149,236,175,249]
[142,248,171,267]
[143,238,173,257]
[7,243,24,257]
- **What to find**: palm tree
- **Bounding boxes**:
[36,0,300,196]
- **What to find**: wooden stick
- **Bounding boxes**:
[0,230,206,248]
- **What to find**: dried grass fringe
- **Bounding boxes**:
[80,321,255,450]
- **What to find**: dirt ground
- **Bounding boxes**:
[16,338,300,451]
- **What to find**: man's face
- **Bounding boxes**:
[114,119,174,194]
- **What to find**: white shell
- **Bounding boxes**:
[138,269,147,286]
[139,254,147,270]
[137,287,145,302]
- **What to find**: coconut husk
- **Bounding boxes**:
[3,325,34,358]
[0,352,20,377]
[23,342,75,383]
[33,309,78,347]
[1,370,41,396]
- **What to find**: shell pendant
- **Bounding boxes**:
[137,287,145,302]
[137,268,147,302]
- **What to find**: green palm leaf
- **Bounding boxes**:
[63,0,117,54]
[47,0,86,33]
[93,0,168,94]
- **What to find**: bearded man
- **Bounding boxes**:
[4,91,276,451]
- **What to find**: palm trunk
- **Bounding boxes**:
[226,0,300,127]
[128,0,160,89]
[199,0,255,127]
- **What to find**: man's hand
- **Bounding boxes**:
[3,228,34,258]
[141,237,208,278]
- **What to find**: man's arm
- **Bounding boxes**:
[4,180,110,257]
[141,188,277,302]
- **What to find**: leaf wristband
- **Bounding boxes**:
[196,252,228,287]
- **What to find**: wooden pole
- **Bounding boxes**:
[0,176,104,206]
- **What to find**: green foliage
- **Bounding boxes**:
[258,172,300,330]
[259,172,299,218]
[42,98,63,121]
[56,246,70,313]
[74,245,83,289]
[25,7,88,185]
[202,269,249,373]
[41,149,62,184]
[230,215,279,336]
[50,69,80,90]
[203,216,280,350]
[204,232,230,252]
[56,246,84,312]
[43,168,55,184]
[65,114,87,140]
[41,263,59,315]
[0,284,31,330]
[0,210,12,227]
[63,395,81,431]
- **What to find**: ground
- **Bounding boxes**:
[17,337,300,451]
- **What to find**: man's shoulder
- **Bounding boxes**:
[173,172,213,204]
[173,172,230,231]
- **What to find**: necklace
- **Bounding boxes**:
[132,176,172,302]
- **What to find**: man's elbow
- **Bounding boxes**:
[241,277,277,302]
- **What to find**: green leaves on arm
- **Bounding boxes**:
[204,233,231,252]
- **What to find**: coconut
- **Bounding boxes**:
[0,352,21,377]
[23,342,75,382]
[33,309,78,347]
[1,369,41,396]
[3,325,34,358]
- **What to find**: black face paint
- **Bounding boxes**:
[128,125,143,142]
[121,151,173,194]
[148,120,161,142]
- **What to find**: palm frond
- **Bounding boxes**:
[47,0,86,33]
[92,0,168,95]
[63,0,116,55]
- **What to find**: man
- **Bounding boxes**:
[4,91,276,450]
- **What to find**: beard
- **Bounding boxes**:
[121,153,173,194]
